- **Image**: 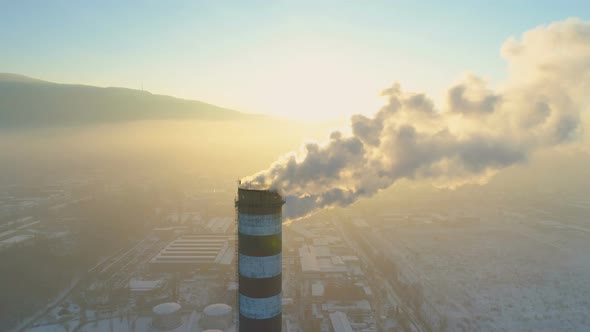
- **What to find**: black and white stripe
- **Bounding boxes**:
[236,189,284,332]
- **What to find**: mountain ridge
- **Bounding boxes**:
[0,73,51,84]
[0,73,257,128]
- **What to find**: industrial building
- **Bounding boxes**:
[149,235,234,272]
[128,279,167,303]
[329,311,354,332]
[236,188,284,332]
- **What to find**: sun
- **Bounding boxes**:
[246,50,384,121]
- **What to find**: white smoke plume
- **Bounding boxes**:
[242,18,590,220]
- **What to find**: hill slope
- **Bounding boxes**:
[0,73,251,128]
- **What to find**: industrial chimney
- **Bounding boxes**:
[235,188,284,331]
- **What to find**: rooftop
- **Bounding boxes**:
[153,302,181,315]
[329,311,354,332]
[150,235,234,266]
[128,279,164,292]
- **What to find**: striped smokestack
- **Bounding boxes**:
[236,188,284,331]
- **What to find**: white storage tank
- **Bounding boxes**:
[152,302,182,330]
[200,303,232,330]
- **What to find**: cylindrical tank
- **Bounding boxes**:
[200,303,233,330]
[152,302,182,330]
[236,188,284,332]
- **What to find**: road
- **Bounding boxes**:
[333,218,430,332]
[17,234,160,332]
[14,277,82,332]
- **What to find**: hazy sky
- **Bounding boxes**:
[1,1,588,120]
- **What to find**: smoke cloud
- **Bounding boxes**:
[242,18,590,220]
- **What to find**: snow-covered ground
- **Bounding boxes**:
[26,311,235,332]
[377,208,590,331]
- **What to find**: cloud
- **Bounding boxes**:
[242,18,590,220]
[447,75,501,114]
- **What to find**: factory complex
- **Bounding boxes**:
[21,183,385,332]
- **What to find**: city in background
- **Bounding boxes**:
[1,2,590,331]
